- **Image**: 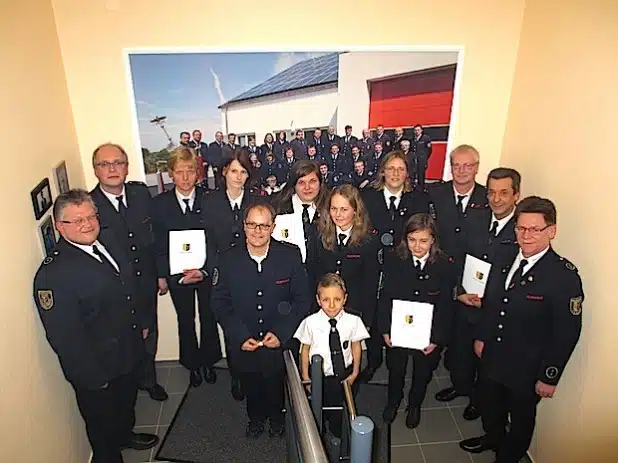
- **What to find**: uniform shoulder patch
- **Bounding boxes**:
[43,256,54,265]
[570,296,583,315]
[558,255,578,271]
[211,267,219,286]
[37,290,54,310]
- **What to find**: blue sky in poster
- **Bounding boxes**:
[129,51,328,151]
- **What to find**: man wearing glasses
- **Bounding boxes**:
[33,189,159,463]
[211,203,311,438]
[90,143,168,402]
[429,145,490,403]
[460,196,583,463]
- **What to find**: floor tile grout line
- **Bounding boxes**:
[446,399,474,463]
[392,439,470,447]
[413,427,427,463]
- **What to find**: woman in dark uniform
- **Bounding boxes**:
[378,213,454,428]
[360,150,430,381]
[307,184,380,328]
[151,147,222,388]
[202,148,265,401]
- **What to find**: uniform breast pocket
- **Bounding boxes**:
[275,278,291,295]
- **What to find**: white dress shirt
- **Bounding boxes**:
[413,252,430,271]
[453,185,475,212]
[383,186,403,210]
[228,189,244,209]
[294,310,370,376]
[249,246,269,272]
[490,210,515,236]
[175,188,196,213]
[335,226,352,246]
[100,185,127,212]
[69,239,120,272]
[505,246,550,289]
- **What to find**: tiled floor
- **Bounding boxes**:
[127,360,529,463]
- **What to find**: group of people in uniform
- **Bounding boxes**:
[33,139,583,463]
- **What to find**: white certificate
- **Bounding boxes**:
[390,300,434,351]
[462,254,492,297]
[272,213,306,260]
[169,230,207,275]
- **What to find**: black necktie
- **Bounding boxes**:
[389,195,397,221]
[182,198,191,214]
[508,259,529,290]
[490,220,499,237]
[414,259,422,271]
[456,195,466,214]
[233,203,240,222]
[329,318,346,379]
[338,233,347,251]
[301,204,311,242]
[92,245,119,275]
[116,195,127,218]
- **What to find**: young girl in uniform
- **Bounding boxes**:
[379,213,454,428]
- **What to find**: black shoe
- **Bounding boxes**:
[459,435,497,454]
[434,386,462,402]
[269,420,285,437]
[203,366,217,384]
[146,384,168,402]
[358,367,378,384]
[463,403,480,420]
[405,406,421,429]
[120,433,159,450]
[189,369,202,387]
[245,420,265,438]
[382,404,399,424]
[231,377,245,401]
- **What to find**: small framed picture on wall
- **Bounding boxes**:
[39,214,57,257]
[53,161,70,195]
[31,178,53,220]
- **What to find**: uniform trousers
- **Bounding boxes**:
[169,282,222,370]
[386,346,441,408]
[241,369,285,424]
[447,308,480,403]
[137,286,159,389]
[73,368,138,463]
[365,309,385,371]
[479,376,541,463]
[323,366,356,438]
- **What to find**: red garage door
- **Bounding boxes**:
[369,65,456,180]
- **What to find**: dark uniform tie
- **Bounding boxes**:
[489,220,499,237]
[301,204,311,243]
[389,195,397,221]
[337,233,347,252]
[456,195,466,215]
[182,198,191,215]
[415,259,422,272]
[329,318,347,379]
[508,259,529,290]
[92,244,119,275]
[232,203,240,222]
[116,195,127,218]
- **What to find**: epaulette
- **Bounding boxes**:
[42,249,61,266]
[468,202,489,209]
[277,239,300,249]
[558,256,578,271]
[127,180,147,187]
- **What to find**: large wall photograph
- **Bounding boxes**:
[127,50,460,189]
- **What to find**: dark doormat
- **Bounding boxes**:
[354,382,391,463]
[155,368,285,463]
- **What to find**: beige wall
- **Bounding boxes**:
[0,1,89,462]
[501,0,618,461]
[50,0,527,361]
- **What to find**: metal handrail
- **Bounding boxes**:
[284,350,329,463]
[342,380,357,421]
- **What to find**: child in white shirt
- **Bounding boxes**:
[294,273,369,437]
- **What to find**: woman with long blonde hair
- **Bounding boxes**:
[307,184,380,331]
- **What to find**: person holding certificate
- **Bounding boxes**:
[151,147,221,388]
[378,213,454,428]
[202,149,266,401]
[360,151,430,382]
[307,184,381,330]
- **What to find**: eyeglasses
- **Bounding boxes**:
[385,167,406,174]
[514,225,551,235]
[451,162,478,171]
[94,160,128,169]
[244,222,273,231]
[60,213,99,227]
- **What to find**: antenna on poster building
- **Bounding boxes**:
[150,116,175,150]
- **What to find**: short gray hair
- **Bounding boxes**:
[53,189,97,221]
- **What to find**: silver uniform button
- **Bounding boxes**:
[336,260,342,265]
[258,319,264,324]
[259,331,264,337]
[503,297,509,303]
[134,258,139,263]
[497,337,502,342]
[131,245,136,251]
[455,227,461,232]
[500,311,505,316]
[136,271,141,276]
[414,290,420,296]
[498,324,503,329]
[257,305,263,310]
[131,310,135,315]
[257,291,263,296]
[128,232,134,238]
[132,324,137,329]
[234,233,240,238]
[127,296,131,301]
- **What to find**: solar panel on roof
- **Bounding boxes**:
[226,52,341,104]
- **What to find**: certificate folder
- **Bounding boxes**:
[390,300,434,351]
[169,230,206,275]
